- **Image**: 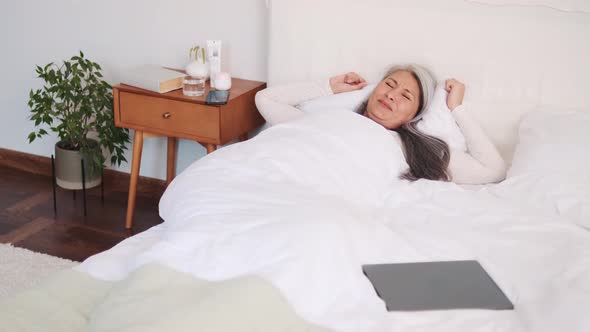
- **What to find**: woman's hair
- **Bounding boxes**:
[359,64,451,181]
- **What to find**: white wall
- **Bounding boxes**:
[1,0,268,179]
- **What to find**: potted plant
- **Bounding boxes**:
[27,51,130,190]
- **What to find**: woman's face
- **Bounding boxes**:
[365,70,421,129]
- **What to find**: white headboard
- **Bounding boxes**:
[267,0,590,162]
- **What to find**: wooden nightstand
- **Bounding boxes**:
[113,78,266,229]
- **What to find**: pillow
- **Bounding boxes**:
[297,83,467,151]
[501,109,590,229]
[418,86,467,151]
[508,109,590,177]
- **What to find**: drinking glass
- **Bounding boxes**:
[182,76,205,96]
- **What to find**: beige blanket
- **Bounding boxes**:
[0,264,330,332]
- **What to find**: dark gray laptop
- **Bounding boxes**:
[362,260,514,311]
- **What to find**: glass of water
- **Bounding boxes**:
[182,76,205,97]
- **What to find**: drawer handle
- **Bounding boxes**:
[162,112,171,119]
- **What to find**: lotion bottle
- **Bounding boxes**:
[207,40,222,88]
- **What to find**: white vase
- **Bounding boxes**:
[185,61,209,79]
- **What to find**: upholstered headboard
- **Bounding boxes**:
[266,0,590,162]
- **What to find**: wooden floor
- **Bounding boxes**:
[0,165,163,262]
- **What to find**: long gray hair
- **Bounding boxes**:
[359,64,451,181]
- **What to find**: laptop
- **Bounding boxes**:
[362,260,514,311]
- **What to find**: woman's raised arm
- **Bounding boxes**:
[444,79,507,184]
[255,72,366,126]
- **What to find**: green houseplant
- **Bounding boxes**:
[27,51,130,189]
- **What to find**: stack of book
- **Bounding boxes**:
[120,64,184,93]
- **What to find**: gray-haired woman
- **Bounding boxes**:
[255,65,507,184]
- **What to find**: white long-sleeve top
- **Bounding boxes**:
[255,80,507,185]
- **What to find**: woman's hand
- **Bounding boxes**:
[445,79,465,111]
[329,72,367,94]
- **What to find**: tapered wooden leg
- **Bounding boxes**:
[166,137,177,185]
[238,133,248,141]
[206,143,217,154]
[125,130,144,229]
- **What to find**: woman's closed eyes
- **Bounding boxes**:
[386,79,413,100]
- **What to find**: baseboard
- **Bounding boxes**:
[0,147,166,197]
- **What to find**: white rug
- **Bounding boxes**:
[0,244,78,298]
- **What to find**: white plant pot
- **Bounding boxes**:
[55,140,101,190]
[185,61,209,79]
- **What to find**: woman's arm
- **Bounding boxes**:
[444,79,507,184]
[254,81,333,126]
[448,105,507,184]
[255,72,367,126]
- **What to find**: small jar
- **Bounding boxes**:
[215,72,232,91]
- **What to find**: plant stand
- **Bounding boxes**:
[51,155,104,217]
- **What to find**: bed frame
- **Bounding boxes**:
[266,0,590,162]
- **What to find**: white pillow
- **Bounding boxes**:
[503,109,590,229]
[508,109,590,177]
[297,83,467,151]
[419,86,467,151]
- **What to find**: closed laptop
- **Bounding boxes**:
[362,260,514,311]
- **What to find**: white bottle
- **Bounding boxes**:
[207,40,222,88]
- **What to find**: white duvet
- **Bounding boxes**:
[79,111,590,332]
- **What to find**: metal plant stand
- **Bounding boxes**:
[50,155,104,217]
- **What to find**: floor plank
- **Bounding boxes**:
[5,192,52,214]
[0,217,54,244]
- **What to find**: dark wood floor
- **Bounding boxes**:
[0,165,163,262]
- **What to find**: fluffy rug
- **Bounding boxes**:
[0,244,78,298]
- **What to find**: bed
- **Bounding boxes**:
[2,1,589,331]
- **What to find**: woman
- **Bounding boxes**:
[255,64,507,184]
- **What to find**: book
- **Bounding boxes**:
[362,260,514,311]
[120,64,184,93]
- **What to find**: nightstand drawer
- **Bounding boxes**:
[118,92,219,140]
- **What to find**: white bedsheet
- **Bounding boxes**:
[79,111,590,332]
